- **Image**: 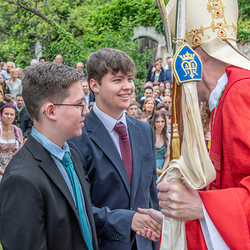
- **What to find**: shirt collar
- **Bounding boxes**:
[93,103,127,132]
[209,73,228,112]
[31,128,70,161]
[16,106,23,112]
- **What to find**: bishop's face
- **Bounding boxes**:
[195,47,217,102]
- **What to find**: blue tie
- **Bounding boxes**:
[61,152,93,250]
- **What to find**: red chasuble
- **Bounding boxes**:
[185,66,250,249]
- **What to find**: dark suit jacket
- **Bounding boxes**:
[0,136,99,250]
[89,91,95,104]
[68,110,159,250]
[15,106,31,135]
[164,68,173,83]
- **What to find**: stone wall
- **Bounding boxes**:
[237,42,250,58]
[133,26,250,65]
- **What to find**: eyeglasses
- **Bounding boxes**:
[53,103,86,115]
[43,102,86,115]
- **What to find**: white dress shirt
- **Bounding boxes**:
[93,104,128,159]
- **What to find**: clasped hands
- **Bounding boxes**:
[135,178,204,242]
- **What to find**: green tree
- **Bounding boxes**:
[238,0,250,43]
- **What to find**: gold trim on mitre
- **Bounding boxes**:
[186,0,237,47]
[166,0,250,70]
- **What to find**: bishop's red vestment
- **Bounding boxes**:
[186,66,250,249]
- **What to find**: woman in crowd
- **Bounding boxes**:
[159,82,165,101]
[151,110,170,177]
[142,97,156,124]
[6,68,22,98]
[165,88,172,97]
[0,104,23,181]
[165,80,171,89]
[0,73,10,101]
[147,61,164,85]
[152,86,161,103]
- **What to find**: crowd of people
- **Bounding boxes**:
[1,0,249,248]
[0,54,175,181]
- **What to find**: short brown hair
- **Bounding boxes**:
[4,94,15,102]
[127,100,138,109]
[22,62,84,122]
[86,48,136,86]
[156,103,169,111]
[136,112,148,120]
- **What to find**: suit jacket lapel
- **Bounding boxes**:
[25,137,82,232]
[126,116,143,201]
[86,110,131,195]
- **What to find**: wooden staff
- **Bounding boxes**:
[169,0,186,161]
[155,0,172,54]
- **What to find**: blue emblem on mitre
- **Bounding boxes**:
[172,43,202,84]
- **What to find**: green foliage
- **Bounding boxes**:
[0,0,155,87]
[0,0,248,81]
[237,0,250,42]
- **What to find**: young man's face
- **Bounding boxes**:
[55,81,89,140]
[127,104,137,118]
[16,96,24,109]
[91,70,135,119]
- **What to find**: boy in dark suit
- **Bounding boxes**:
[68,48,161,250]
[0,63,99,250]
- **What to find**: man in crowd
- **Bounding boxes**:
[15,94,32,138]
[156,0,250,249]
[163,58,173,84]
[77,62,87,77]
[30,59,38,65]
[162,96,172,108]
[68,48,160,250]
[164,57,172,71]
[81,79,95,107]
[138,86,160,107]
[55,54,63,65]
[39,57,46,63]
[0,62,99,249]
[136,81,153,102]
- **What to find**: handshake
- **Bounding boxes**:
[132,208,163,242]
[132,179,204,242]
